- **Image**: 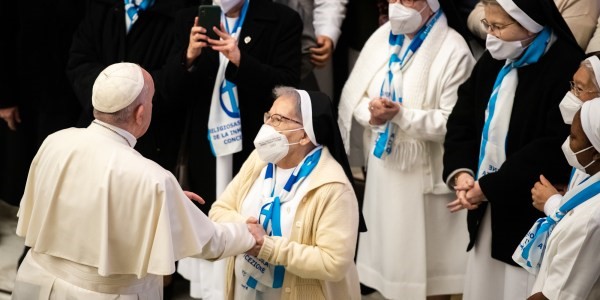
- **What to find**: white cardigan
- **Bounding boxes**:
[338,17,475,194]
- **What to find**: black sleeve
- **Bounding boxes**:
[224,9,302,91]
[478,78,572,203]
[442,61,484,182]
[65,3,107,114]
[148,12,198,109]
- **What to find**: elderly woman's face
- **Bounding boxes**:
[267,96,306,144]
[571,66,600,101]
[483,4,533,42]
[268,97,302,129]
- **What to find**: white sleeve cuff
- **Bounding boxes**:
[315,27,342,48]
[544,194,562,216]
[445,168,475,190]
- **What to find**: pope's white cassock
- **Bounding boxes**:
[11,119,255,299]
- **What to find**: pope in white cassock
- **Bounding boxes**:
[11,63,257,300]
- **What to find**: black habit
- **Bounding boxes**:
[443,37,584,265]
[67,0,198,172]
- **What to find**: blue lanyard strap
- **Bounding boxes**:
[223,0,249,35]
[379,9,442,103]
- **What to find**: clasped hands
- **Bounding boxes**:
[186,17,241,68]
[448,172,485,212]
[368,97,400,126]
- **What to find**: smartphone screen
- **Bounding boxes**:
[198,5,221,40]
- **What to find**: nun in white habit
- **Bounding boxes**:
[338,0,475,298]
[531,54,600,216]
[516,100,600,300]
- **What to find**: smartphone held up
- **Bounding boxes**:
[197,5,221,40]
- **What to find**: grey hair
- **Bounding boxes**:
[580,59,600,91]
[273,86,302,123]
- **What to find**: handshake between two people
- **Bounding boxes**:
[448,172,485,213]
[183,190,266,258]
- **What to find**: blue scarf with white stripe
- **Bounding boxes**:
[238,146,322,294]
[124,0,155,33]
[476,27,552,179]
[373,10,442,159]
[513,172,600,274]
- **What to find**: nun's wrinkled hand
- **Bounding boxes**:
[531,175,559,212]
[448,172,477,212]
[208,23,241,67]
[246,223,266,257]
[448,191,478,212]
[186,17,209,67]
[368,98,386,125]
[465,181,485,205]
[372,99,400,121]
[454,172,474,191]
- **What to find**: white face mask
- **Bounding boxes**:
[253,124,303,164]
[561,137,595,172]
[559,91,583,125]
[215,0,242,14]
[388,3,425,35]
[486,34,529,60]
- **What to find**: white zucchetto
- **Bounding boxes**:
[92,63,144,113]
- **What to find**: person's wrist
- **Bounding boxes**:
[185,50,199,68]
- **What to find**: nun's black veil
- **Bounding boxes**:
[306,91,367,232]
[505,0,581,52]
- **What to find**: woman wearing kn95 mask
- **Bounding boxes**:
[530,54,600,222]
[514,102,600,300]
[338,0,475,298]
[442,0,584,298]
[209,87,361,300]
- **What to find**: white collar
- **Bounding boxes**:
[92,119,137,148]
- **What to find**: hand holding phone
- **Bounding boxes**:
[198,5,221,40]
[186,17,209,67]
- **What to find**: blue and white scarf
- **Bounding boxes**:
[513,173,600,274]
[476,27,552,179]
[373,10,442,160]
[124,0,155,33]
[237,146,322,296]
[207,0,249,157]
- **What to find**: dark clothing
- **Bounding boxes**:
[175,0,302,212]
[443,38,584,265]
[0,1,85,205]
[67,0,197,172]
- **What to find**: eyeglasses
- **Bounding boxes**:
[263,112,302,127]
[480,19,514,36]
[570,81,600,97]
[387,0,423,6]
